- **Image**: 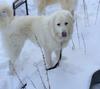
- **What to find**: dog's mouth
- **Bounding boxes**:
[55,32,67,41]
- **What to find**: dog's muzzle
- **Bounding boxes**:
[62,31,67,37]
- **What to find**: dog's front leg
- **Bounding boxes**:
[46,49,62,70]
[55,48,62,65]
[44,49,53,69]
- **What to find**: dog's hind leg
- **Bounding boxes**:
[5,38,25,75]
[8,47,22,75]
[44,48,53,69]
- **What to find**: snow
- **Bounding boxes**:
[0,0,100,89]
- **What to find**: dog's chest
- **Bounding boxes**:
[44,36,60,51]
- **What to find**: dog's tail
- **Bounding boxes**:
[0,4,14,29]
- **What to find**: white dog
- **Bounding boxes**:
[0,4,74,74]
[35,0,77,15]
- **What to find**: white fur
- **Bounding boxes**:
[0,5,74,74]
[0,4,13,28]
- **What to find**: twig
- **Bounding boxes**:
[71,38,75,50]
[95,0,100,24]
[21,84,27,89]
[34,64,47,89]
[34,35,51,89]
[75,16,80,48]
[27,75,38,89]
[45,68,51,89]
[83,0,89,25]
[10,62,27,89]
[81,33,87,54]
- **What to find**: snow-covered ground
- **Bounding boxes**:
[0,0,100,89]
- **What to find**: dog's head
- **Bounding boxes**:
[49,10,74,43]
[0,4,13,28]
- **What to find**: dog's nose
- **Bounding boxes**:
[62,31,67,37]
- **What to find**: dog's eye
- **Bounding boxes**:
[57,23,61,26]
[65,22,68,25]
